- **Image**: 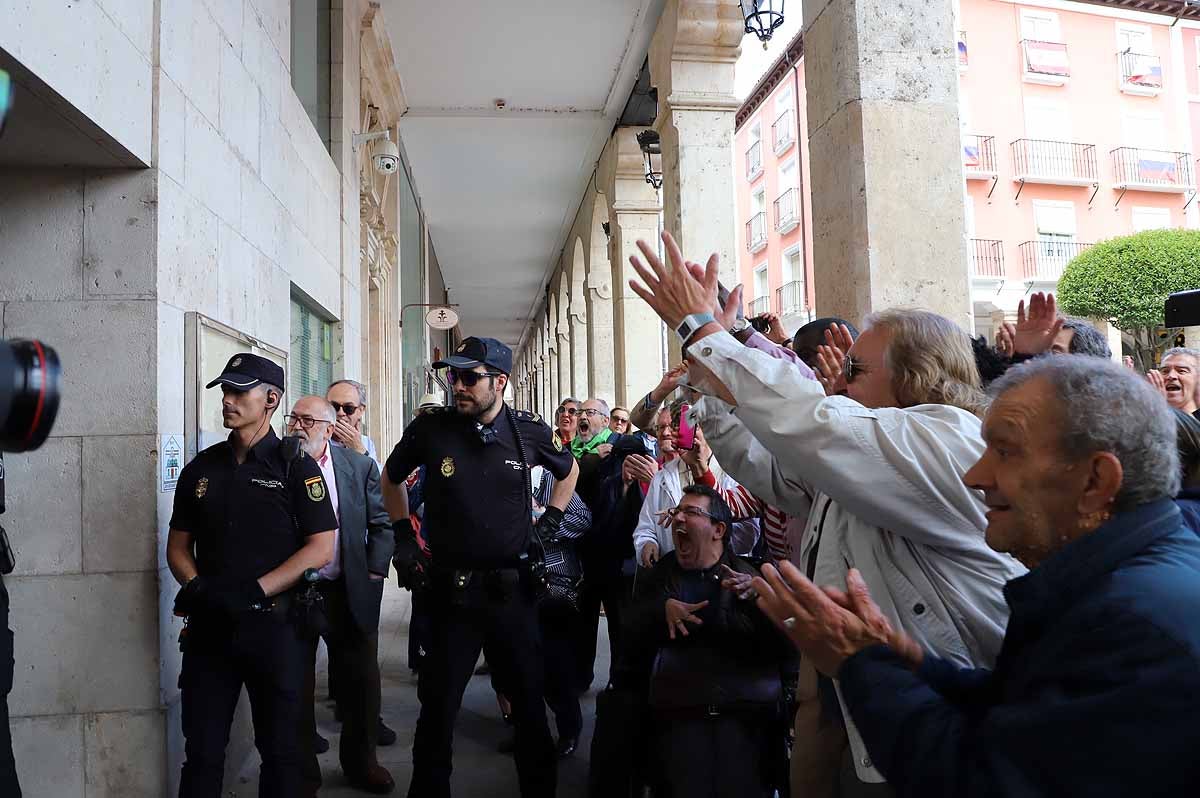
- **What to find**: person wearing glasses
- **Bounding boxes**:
[629,232,1025,796]
[380,336,579,798]
[620,484,791,798]
[608,407,631,434]
[286,396,396,795]
[327,380,383,472]
[554,397,580,449]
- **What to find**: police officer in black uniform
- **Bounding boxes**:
[166,353,338,798]
[381,336,579,798]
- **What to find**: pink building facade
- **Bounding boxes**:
[735,1,1200,341]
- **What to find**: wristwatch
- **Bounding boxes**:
[675,312,716,344]
[729,317,751,336]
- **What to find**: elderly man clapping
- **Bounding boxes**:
[752,356,1200,797]
[628,232,1025,792]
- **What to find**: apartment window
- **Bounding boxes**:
[1132,206,1171,232]
[747,121,764,180]
[772,88,795,154]
[291,294,335,399]
[291,0,333,151]
[751,263,771,316]
[1025,98,1072,141]
[1033,200,1077,260]
[778,247,806,317]
[779,159,798,189]
[1117,23,1153,55]
[1123,111,1166,149]
[1021,10,1061,42]
[747,189,768,253]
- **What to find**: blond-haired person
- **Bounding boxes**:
[629,232,1025,798]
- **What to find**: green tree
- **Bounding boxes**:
[1057,229,1200,372]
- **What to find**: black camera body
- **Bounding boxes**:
[1165,290,1200,329]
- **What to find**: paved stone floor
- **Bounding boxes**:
[229,580,610,796]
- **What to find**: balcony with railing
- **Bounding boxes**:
[1111,148,1193,193]
[1021,39,1069,85]
[746,140,763,181]
[746,212,767,253]
[1119,51,1162,96]
[774,188,800,234]
[1019,239,1093,283]
[776,280,807,317]
[772,110,795,154]
[963,135,997,179]
[1011,139,1098,187]
[969,239,1005,280]
[749,295,772,317]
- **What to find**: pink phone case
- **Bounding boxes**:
[677,403,695,450]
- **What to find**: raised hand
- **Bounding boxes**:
[1147,369,1170,402]
[996,322,1016,357]
[1012,292,1064,355]
[629,232,719,330]
[763,312,790,345]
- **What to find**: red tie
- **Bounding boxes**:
[318,450,328,468]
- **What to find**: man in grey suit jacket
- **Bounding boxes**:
[288,396,396,795]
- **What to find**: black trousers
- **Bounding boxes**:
[301,578,384,789]
[655,711,775,798]
[408,574,556,798]
[572,563,627,692]
[408,586,433,671]
[494,603,582,741]
[178,611,308,798]
[0,575,19,798]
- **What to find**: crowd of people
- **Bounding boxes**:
[165,230,1200,798]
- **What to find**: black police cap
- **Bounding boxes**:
[433,337,513,376]
[206,352,286,392]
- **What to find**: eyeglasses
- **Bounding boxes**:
[665,506,719,523]
[611,416,630,425]
[329,401,360,415]
[448,369,502,387]
[284,414,332,430]
[581,409,607,418]
[557,406,579,416]
[842,354,869,385]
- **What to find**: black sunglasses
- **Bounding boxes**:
[842,354,868,385]
[448,369,502,387]
[557,406,579,416]
[329,401,360,415]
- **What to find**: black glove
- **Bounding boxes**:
[392,519,431,592]
[535,505,565,543]
[191,575,266,616]
[173,577,203,617]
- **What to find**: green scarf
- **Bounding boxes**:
[571,426,613,458]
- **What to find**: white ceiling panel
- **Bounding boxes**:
[382,0,664,346]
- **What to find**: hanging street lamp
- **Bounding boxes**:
[740,0,785,48]
[636,129,663,190]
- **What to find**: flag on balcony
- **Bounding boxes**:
[1137,155,1178,184]
[1024,40,1069,77]
[957,39,968,67]
[1126,55,1163,87]
[963,142,981,169]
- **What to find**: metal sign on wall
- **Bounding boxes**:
[426,307,459,330]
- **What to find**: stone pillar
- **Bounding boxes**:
[604,127,666,407]
[570,306,589,399]
[802,0,970,326]
[586,197,617,403]
[648,0,742,291]
[556,288,572,401]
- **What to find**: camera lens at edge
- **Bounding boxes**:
[0,340,61,453]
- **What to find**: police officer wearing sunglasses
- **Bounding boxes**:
[381,336,579,798]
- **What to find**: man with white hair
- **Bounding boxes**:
[288,395,395,795]
[327,380,383,472]
[629,232,1024,795]
[1148,347,1200,416]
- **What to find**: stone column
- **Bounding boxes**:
[604,127,666,407]
[570,306,589,399]
[586,198,617,403]
[649,0,742,291]
[802,0,970,326]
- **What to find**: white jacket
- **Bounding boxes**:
[688,331,1026,782]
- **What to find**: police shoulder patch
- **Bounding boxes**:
[304,475,326,502]
[513,409,541,424]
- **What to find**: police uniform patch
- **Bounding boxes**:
[195,477,208,498]
[231,356,242,368]
[305,476,326,502]
[552,435,563,452]
[440,456,455,477]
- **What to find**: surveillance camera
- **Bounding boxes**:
[372,138,400,175]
